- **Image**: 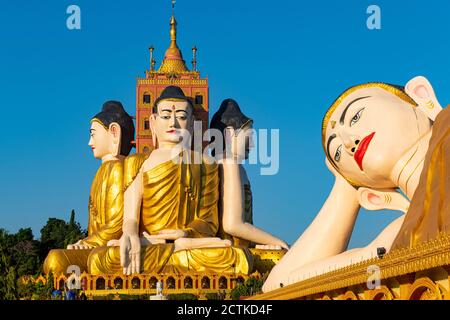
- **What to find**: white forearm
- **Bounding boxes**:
[123,171,143,234]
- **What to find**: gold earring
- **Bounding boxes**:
[425,100,435,109]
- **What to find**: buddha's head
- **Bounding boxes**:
[322,82,432,189]
[150,86,194,149]
[89,101,135,159]
[210,99,254,161]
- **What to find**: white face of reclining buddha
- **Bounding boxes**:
[324,86,431,188]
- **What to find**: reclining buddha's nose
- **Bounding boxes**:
[339,130,361,154]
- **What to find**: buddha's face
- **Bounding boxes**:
[151,100,193,147]
[324,86,431,188]
[88,121,114,159]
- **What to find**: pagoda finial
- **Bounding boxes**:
[157,0,189,74]
[149,45,155,71]
[192,46,197,71]
[169,0,178,50]
[169,14,177,49]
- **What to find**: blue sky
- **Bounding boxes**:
[0,0,449,248]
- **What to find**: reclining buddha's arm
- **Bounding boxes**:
[263,159,360,291]
[284,215,405,286]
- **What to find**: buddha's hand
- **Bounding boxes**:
[67,240,93,250]
[119,229,141,275]
[107,239,120,247]
[149,229,188,241]
[255,241,289,251]
[141,231,167,246]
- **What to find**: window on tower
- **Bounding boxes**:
[143,94,151,104]
[144,119,150,130]
[195,94,203,105]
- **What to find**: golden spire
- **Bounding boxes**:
[158,0,188,74]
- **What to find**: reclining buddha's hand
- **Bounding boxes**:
[120,222,141,275]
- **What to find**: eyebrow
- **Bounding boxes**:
[327,134,337,166]
[339,96,371,125]
[160,109,188,114]
[90,129,95,133]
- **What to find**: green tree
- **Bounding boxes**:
[4,266,18,300]
[0,211,86,300]
[17,278,36,300]
[230,277,264,300]
[0,252,7,299]
[39,211,86,261]
[10,228,41,276]
[69,209,75,226]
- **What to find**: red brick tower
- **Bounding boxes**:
[135,10,209,153]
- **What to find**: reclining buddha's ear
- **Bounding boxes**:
[405,76,443,121]
[357,188,410,213]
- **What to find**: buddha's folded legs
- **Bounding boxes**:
[87,244,175,275]
[43,249,92,275]
[164,247,253,275]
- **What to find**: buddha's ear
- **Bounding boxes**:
[222,127,234,157]
[405,76,443,121]
[149,114,157,148]
[357,187,410,213]
[109,122,121,157]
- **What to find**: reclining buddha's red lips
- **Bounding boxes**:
[354,132,375,171]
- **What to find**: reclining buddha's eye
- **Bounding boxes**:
[350,108,365,127]
[334,145,342,162]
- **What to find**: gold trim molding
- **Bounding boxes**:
[251,233,450,300]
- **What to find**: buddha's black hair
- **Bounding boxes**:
[152,85,195,114]
[92,101,135,156]
[210,99,253,153]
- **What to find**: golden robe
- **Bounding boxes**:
[43,160,124,275]
[88,151,252,275]
[392,106,450,249]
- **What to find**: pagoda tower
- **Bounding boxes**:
[135,7,209,153]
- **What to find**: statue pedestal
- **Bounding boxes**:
[150,294,167,300]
